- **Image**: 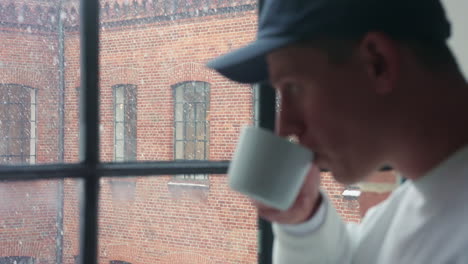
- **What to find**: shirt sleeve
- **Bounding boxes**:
[278,193,327,236]
[272,192,354,264]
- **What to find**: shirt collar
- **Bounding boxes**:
[412,144,468,199]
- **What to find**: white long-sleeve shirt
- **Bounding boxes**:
[273,145,468,264]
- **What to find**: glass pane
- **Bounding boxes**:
[0,179,82,263]
[126,85,137,104]
[99,0,258,163]
[9,121,23,138]
[186,122,195,140]
[196,122,206,140]
[115,86,124,104]
[0,105,7,122]
[115,122,124,141]
[0,0,81,164]
[8,104,21,119]
[185,141,195,160]
[174,103,184,122]
[115,104,124,122]
[175,86,184,103]
[184,83,203,102]
[115,140,124,160]
[175,122,184,140]
[195,83,206,99]
[125,139,137,161]
[195,141,205,160]
[196,103,206,121]
[99,175,258,263]
[185,103,195,121]
[175,141,184,160]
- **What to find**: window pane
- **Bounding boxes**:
[175,103,184,122]
[185,141,195,160]
[99,175,258,263]
[115,140,124,160]
[196,122,206,140]
[185,122,196,140]
[8,121,23,138]
[175,122,184,140]
[0,0,81,164]
[196,103,206,121]
[175,141,184,160]
[115,123,124,141]
[195,141,205,160]
[184,103,195,121]
[0,179,82,263]
[115,104,124,122]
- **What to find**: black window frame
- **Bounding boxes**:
[0,1,275,264]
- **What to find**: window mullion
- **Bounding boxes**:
[79,0,100,262]
[257,82,276,264]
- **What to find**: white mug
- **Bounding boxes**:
[228,126,314,211]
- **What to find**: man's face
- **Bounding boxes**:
[267,43,387,184]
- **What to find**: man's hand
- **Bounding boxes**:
[253,165,322,224]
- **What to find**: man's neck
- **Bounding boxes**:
[389,74,468,180]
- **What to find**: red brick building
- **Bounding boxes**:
[0,0,397,263]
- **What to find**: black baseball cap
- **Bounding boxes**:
[206,0,451,84]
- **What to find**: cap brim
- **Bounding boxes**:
[206,37,294,84]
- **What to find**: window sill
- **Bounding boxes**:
[342,189,361,200]
[167,181,209,189]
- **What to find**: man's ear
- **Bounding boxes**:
[358,32,400,95]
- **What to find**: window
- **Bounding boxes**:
[1,0,264,264]
[0,84,36,165]
[113,84,137,162]
[0,256,35,264]
[252,84,259,126]
[173,81,210,180]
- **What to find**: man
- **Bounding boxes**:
[207,0,468,263]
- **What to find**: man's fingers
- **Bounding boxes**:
[251,199,286,222]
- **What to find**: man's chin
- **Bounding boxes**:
[335,176,361,185]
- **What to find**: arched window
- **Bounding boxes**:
[173,81,210,180]
[0,84,36,164]
[113,84,137,162]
